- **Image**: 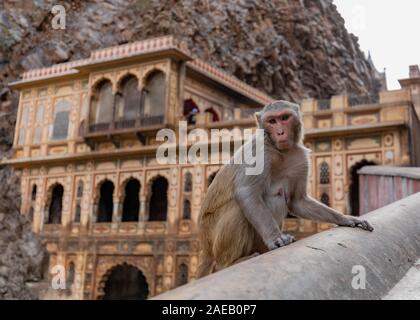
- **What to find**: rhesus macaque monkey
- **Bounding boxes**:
[198,100,373,278]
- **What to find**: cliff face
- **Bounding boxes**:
[0,0,382,298]
[0,187,46,300]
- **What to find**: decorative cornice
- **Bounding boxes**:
[187,59,273,106]
[14,36,190,83]
[10,35,273,106]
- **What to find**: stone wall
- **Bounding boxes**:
[358,166,420,215]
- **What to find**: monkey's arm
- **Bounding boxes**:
[290,174,373,231]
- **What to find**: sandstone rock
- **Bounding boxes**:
[0,207,46,299]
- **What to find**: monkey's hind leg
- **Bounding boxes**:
[197,250,216,278]
[197,210,220,278]
[212,204,256,269]
[232,252,260,265]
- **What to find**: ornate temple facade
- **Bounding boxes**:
[5,36,420,299]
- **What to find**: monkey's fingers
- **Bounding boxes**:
[355,220,374,232]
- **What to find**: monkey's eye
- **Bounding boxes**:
[280,114,290,121]
[268,119,276,124]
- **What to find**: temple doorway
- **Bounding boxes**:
[102,264,149,300]
[349,160,376,216]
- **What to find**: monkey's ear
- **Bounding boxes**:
[255,112,262,127]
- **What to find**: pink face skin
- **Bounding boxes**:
[263,110,296,150]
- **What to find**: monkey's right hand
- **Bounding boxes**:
[267,233,296,250]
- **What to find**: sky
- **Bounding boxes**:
[333,0,420,90]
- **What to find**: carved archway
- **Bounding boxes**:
[349,160,377,216]
[95,259,153,299]
[94,179,115,223]
[146,175,169,221]
[121,178,141,222]
[44,182,65,225]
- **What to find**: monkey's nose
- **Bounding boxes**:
[278,129,285,136]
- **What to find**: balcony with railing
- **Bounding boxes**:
[82,115,166,146]
[317,99,331,110]
[86,115,165,135]
[240,108,261,119]
[348,93,380,107]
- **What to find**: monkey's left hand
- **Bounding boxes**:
[339,217,374,232]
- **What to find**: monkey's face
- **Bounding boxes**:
[263,110,296,150]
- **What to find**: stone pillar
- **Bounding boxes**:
[82,203,93,229]
[331,95,347,127]
[139,197,147,222]
[33,179,46,234]
[91,204,98,224]
[84,174,94,228]
[163,242,176,291]
[62,200,70,227]
[117,202,123,223]
[139,197,147,221]
[195,113,206,126]
[112,199,120,222]
[301,98,316,113]
[233,108,241,120]
[331,95,348,110]
[301,99,316,130]
[166,185,178,234]
[68,141,76,154]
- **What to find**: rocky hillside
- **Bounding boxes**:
[0,208,46,299]
[0,0,383,298]
[0,0,383,153]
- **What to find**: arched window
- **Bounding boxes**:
[74,204,81,223]
[76,181,84,198]
[119,75,141,120]
[183,99,200,125]
[51,101,71,140]
[29,184,37,224]
[97,180,114,223]
[73,180,83,223]
[47,184,64,224]
[67,262,76,288]
[320,193,330,207]
[184,172,192,192]
[18,107,28,146]
[33,103,44,144]
[148,177,168,221]
[319,162,330,184]
[93,80,114,124]
[31,184,37,201]
[204,108,220,122]
[349,160,377,216]
[122,179,141,222]
[182,199,191,220]
[143,71,166,117]
[177,263,189,286]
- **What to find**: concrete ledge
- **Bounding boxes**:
[358,165,420,180]
[154,193,420,300]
